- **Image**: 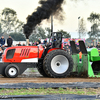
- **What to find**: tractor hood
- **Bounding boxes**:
[2,45,44,63]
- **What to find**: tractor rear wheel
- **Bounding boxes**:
[5,64,19,78]
[43,50,73,78]
[37,61,48,77]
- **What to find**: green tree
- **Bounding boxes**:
[37,27,47,39]
[29,33,38,43]
[29,29,38,42]
[58,30,71,38]
[0,23,3,37]
[45,27,51,38]
[78,18,87,38]
[29,26,47,42]
[85,38,95,46]
[9,32,26,41]
[87,12,100,39]
[91,24,98,38]
[87,31,92,38]
[1,8,24,33]
[87,12,100,24]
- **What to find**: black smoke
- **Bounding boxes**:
[23,0,65,39]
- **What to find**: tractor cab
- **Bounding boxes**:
[51,32,62,48]
[41,32,63,58]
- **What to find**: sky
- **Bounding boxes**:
[0,0,100,39]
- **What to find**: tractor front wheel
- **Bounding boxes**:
[5,64,19,78]
[43,50,73,78]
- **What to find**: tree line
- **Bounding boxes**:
[87,12,100,38]
[84,12,100,44]
[0,8,99,42]
[0,8,71,42]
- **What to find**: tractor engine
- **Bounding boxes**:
[2,45,44,63]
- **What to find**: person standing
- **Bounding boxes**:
[38,38,41,44]
[1,45,5,51]
[89,43,94,48]
[64,45,70,54]
[0,36,5,46]
[7,36,13,47]
[96,43,100,48]
[43,39,47,45]
[22,43,26,46]
[18,42,21,46]
[0,47,3,56]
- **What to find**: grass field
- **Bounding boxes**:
[0,87,99,95]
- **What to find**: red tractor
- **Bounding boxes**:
[1,32,73,78]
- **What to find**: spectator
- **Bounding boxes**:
[69,46,72,54]
[32,43,36,46]
[96,43,100,48]
[28,42,31,46]
[45,42,52,48]
[34,41,37,46]
[1,45,5,51]
[65,43,69,48]
[0,36,5,46]
[79,51,82,61]
[18,42,21,46]
[7,36,13,47]
[43,39,47,45]
[77,47,80,53]
[0,47,3,56]
[23,43,26,46]
[75,42,78,48]
[89,43,94,48]
[36,42,39,46]
[76,47,82,61]
[87,46,90,48]
[38,38,41,44]
[65,45,70,54]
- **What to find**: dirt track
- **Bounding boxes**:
[0,77,100,84]
[0,72,100,84]
[0,68,99,84]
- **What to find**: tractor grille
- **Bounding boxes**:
[20,48,30,57]
[6,49,15,59]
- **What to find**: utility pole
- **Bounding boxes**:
[78,16,81,39]
[51,14,53,35]
[49,14,53,43]
[97,25,99,43]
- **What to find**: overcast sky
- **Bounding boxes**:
[0,0,100,38]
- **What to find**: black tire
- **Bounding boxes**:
[37,61,48,77]
[43,49,73,78]
[92,62,100,73]
[5,64,19,78]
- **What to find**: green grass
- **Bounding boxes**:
[0,88,98,95]
[29,68,38,73]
